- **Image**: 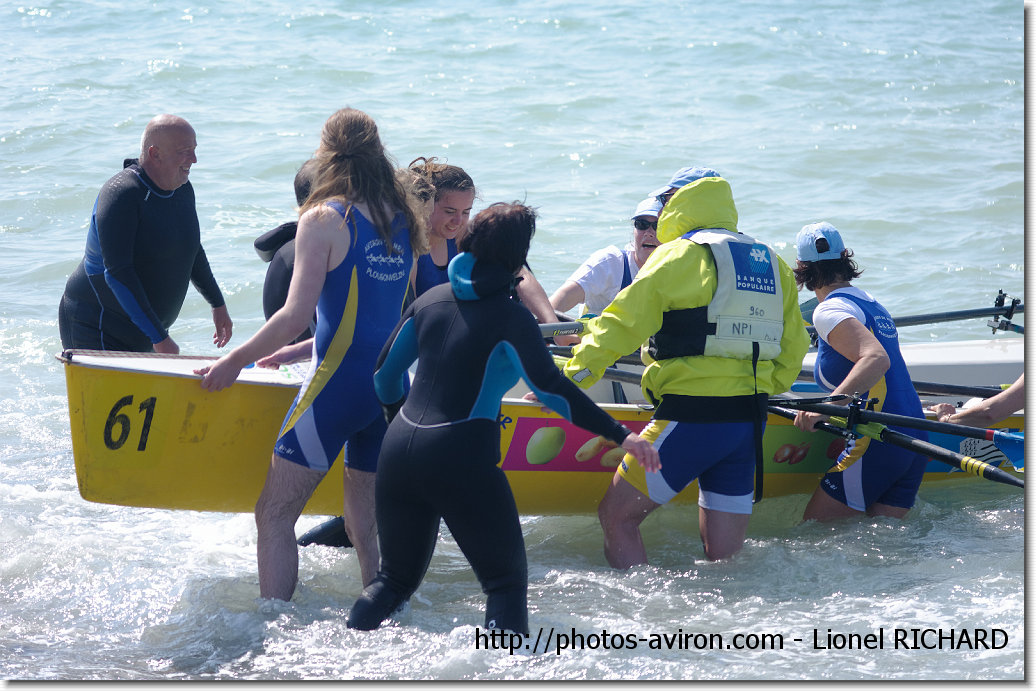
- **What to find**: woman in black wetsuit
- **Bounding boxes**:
[347,202,660,635]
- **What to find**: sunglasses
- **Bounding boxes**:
[656,189,677,207]
[633,218,657,232]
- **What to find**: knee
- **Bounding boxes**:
[597,492,643,535]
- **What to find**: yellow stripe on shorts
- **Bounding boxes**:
[617,418,672,498]
[283,266,360,432]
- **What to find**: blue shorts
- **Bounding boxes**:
[818,428,928,511]
[617,419,757,514]
[274,351,386,473]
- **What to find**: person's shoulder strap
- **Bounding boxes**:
[620,251,632,290]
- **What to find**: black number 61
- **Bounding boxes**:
[103,395,157,451]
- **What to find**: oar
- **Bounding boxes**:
[803,300,1023,340]
[832,416,1023,489]
[547,344,644,366]
[538,321,584,338]
[768,405,1023,489]
[899,381,1006,399]
[799,296,819,325]
[769,404,854,440]
[891,304,1023,328]
[773,398,1024,468]
[796,369,1008,400]
[549,355,644,387]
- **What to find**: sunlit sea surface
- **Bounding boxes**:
[0,0,1025,681]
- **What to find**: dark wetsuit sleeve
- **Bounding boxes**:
[506,310,631,445]
[373,303,419,405]
[189,246,225,308]
[96,182,169,343]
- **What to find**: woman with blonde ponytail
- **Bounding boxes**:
[197,107,424,599]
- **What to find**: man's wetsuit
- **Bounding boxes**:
[253,221,314,344]
[59,159,224,351]
[347,253,633,635]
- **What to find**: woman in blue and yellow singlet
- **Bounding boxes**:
[406,157,475,298]
[197,108,428,599]
[792,222,928,521]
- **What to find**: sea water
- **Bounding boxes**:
[0,0,1026,681]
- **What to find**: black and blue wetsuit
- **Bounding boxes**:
[59,159,224,351]
[347,253,632,635]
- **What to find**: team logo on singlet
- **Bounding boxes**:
[873,313,897,340]
[364,239,407,282]
[729,243,776,294]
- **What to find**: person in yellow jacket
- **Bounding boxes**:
[564,167,810,566]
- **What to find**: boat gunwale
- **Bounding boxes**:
[57,349,305,389]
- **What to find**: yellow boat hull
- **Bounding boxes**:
[61,351,1023,516]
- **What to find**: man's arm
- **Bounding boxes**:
[96,183,170,344]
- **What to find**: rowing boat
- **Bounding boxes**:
[58,342,1023,516]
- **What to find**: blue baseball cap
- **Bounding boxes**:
[631,196,663,219]
[650,166,720,197]
[796,222,846,262]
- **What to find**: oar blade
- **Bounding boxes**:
[991,431,1025,471]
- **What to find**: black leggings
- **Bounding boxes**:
[59,294,153,352]
[348,417,529,634]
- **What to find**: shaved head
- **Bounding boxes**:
[138,114,197,190]
[140,114,194,157]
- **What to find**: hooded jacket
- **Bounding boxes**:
[564,177,809,408]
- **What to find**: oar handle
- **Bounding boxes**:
[767,405,855,440]
[538,321,584,338]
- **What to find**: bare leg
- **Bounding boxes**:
[342,467,378,587]
[698,507,751,561]
[867,503,909,520]
[597,472,660,569]
[802,486,864,522]
[255,455,325,601]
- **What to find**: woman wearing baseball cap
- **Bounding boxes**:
[792,222,929,522]
[549,195,664,324]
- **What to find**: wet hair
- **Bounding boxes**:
[407,157,476,201]
[395,167,436,204]
[793,250,863,292]
[294,158,318,206]
[459,202,537,274]
[302,108,427,255]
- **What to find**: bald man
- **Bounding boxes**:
[59,115,232,353]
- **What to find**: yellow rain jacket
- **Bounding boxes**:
[564,177,809,407]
